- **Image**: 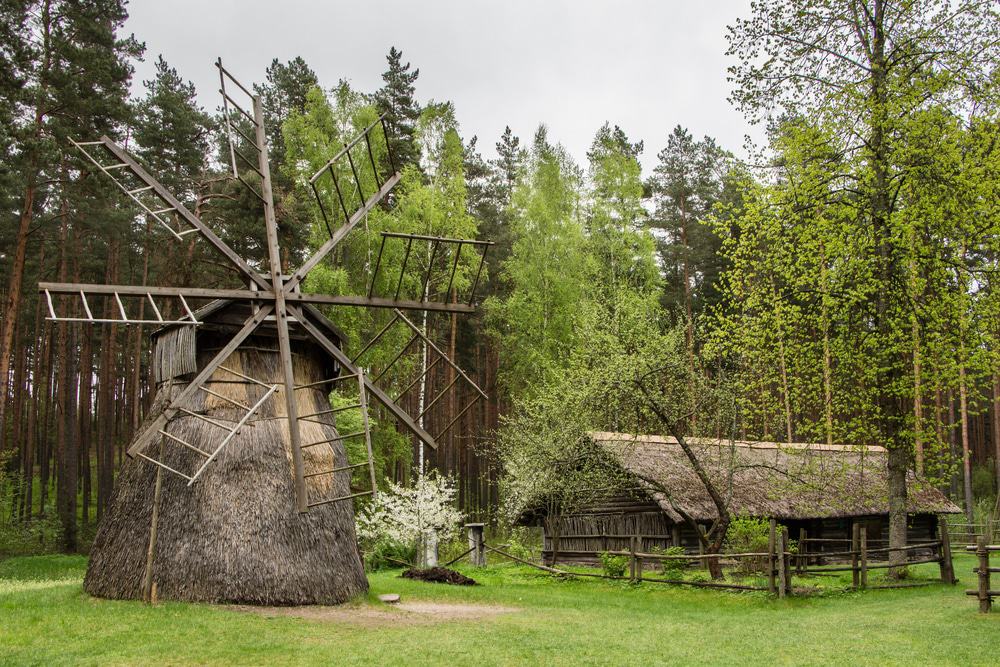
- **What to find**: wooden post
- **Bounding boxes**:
[635,535,643,581]
[776,527,787,598]
[782,527,792,594]
[976,537,991,613]
[142,439,164,604]
[768,518,777,595]
[798,527,807,574]
[465,522,485,567]
[938,514,955,584]
[698,524,707,570]
[859,524,868,590]
[671,524,681,549]
[851,523,860,591]
[629,535,638,582]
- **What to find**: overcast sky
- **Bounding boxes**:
[125,0,760,173]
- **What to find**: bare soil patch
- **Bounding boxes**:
[401,566,477,585]
[228,600,518,627]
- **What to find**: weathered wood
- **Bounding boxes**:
[768,519,777,594]
[798,527,807,573]
[142,438,164,604]
[466,523,485,567]
[782,527,792,594]
[776,527,787,598]
[860,524,868,590]
[977,537,991,613]
[851,523,860,590]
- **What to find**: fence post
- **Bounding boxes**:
[859,524,868,590]
[938,515,955,584]
[671,525,681,549]
[977,537,991,613]
[782,527,792,595]
[851,523,860,591]
[465,523,485,567]
[776,528,787,599]
[768,519,777,595]
[628,536,636,581]
[798,527,807,574]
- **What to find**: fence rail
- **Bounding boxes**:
[479,519,954,597]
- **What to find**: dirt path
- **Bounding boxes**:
[228,600,520,627]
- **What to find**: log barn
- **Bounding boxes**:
[519,432,961,565]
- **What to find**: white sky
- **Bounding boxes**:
[125,0,761,173]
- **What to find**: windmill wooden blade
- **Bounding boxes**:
[283,115,401,295]
[72,135,270,291]
[217,58,266,202]
[41,284,201,326]
[288,303,439,450]
[352,309,487,444]
[127,304,275,457]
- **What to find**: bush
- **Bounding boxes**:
[725,514,773,575]
[362,537,418,571]
[652,546,687,577]
[599,551,628,578]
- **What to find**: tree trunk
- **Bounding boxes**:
[959,361,974,523]
[993,373,1000,503]
[55,212,78,552]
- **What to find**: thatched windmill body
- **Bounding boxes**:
[39,61,489,605]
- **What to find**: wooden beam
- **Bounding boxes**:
[283,172,401,295]
[287,303,438,450]
[38,282,476,314]
[98,137,271,291]
[127,305,273,457]
[254,95,307,514]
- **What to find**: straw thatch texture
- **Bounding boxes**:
[591,432,961,522]
[85,339,367,605]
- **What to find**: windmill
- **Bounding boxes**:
[40,60,490,605]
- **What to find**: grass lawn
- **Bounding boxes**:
[1,553,997,666]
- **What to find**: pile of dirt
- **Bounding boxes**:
[400,567,477,586]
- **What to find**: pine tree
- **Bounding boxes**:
[374,46,421,170]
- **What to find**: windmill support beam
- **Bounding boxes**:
[38,282,477,314]
[127,305,274,457]
[97,137,271,291]
[288,304,438,450]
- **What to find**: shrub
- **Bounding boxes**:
[725,514,773,575]
[652,546,687,577]
[363,537,418,571]
[599,551,628,578]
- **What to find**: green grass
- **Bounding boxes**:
[1,554,997,666]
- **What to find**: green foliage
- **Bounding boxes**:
[486,126,588,397]
[724,515,771,555]
[362,537,417,572]
[651,546,687,577]
[598,551,628,578]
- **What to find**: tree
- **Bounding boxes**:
[374,46,421,170]
[650,126,730,323]
[726,0,998,571]
[585,123,660,317]
[486,127,588,397]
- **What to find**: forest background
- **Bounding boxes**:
[1,0,997,555]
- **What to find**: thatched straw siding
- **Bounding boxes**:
[85,340,366,605]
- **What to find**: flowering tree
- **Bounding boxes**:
[356,472,464,565]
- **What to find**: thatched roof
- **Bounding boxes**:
[591,432,960,522]
[85,343,367,605]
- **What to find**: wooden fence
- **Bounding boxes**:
[966,537,1000,613]
[473,519,954,597]
[948,520,1000,549]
